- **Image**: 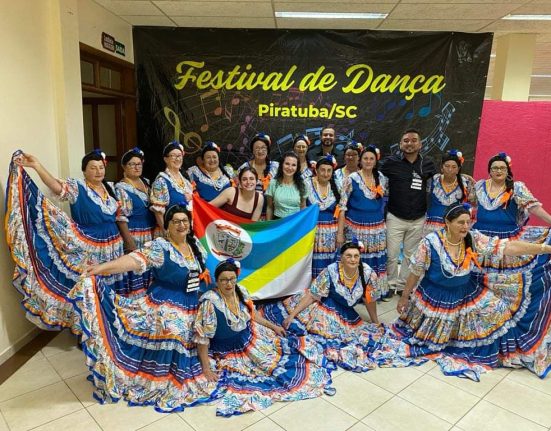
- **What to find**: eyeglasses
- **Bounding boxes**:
[218,277,237,284]
[254,147,268,153]
[127,162,143,168]
[490,167,507,172]
[170,219,190,225]
[168,155,183,160]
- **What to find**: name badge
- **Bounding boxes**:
[186,270,200,293]
[410,172,423,191]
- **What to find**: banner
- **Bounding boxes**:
[134,28,492,177]
[192,196,318,299]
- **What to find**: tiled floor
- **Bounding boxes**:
[1,296,551,431]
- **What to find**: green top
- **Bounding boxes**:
[266,179,304,218]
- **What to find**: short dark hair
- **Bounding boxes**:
[402,128,421,138]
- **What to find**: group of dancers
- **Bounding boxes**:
[5,126,551,416]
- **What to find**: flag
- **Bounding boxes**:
[192,195,319,299]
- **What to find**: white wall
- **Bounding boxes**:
[78,0,134,64]
[0,0,132,364]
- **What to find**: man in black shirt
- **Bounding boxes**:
[380,128,437,295]
[307,126,344,166]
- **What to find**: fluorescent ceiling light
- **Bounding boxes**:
[502,14,551,20]
[531,74,551,78]
[275,12,388,19]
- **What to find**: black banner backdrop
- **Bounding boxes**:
[133,28,492,178]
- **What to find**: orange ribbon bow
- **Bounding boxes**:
[261,175,271,191]
[500,190,512,208]
[199,269,212,285]
[461,247,482,270]
[333,205,341,219]
[370,184,384,198]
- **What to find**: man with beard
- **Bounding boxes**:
[307,126,344,166]
[380,128,436,296]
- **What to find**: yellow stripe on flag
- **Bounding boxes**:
[240,227,316,294]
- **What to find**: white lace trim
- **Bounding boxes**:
[200,286,251,332]
[327,263,370,307]
[306,177,337,210]
[348,171,387,199]
[159,171,193,196]
[115,181,150,206]
[187,165,232,191]
[75,179,119,216]
[431,174,470,206]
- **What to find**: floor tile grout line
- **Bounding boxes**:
[482,396,551,429]
[318,395,360,421]
[62,375,103,429]
[242,415,281,430]
[0,409,10,431]
[450,370,522,429]
[375,392,455,427]
[0,379,70,406]
[343,418,360,431]
[320,373,394,422]
[25,407,87,431]
[503,373,551,397]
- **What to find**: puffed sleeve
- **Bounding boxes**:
[58,178,79,204]
[115,185,132,223]
[128,239,165,274]
[409,237,431,277]
[461,174,475,200]
[265,179,277,198]
[363,264,380,303]
[223,165,235,179]
[513,181,541,211]
[379,173,389,197]
[338,175,353,210]
[310,268,330,299]
[471,230,507,261]
[149,176,170,214]
[193,297,217,345]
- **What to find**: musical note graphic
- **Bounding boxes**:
[163,106,202,153]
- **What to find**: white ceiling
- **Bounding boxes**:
[93,0,551,99]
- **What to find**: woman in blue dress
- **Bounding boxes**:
[305,155,340,279]
[194,259,333,416]
[336,145,388,296]
[74,205,217,412]
[115,147,157,290]
[394,204,551,380]
[150,141,194,234]
[261,241,418,372]
[293,134,314,181]
[334,141,362,192]
[424,149,474,235]
[472,152,551,271]
[187,141,234,201]
[237,133,279,193]
[6,149,126,331]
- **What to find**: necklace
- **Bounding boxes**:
[441,177,458,193]
[339,263,359,289]
[124,176,147,193]
[216,288,246,330]
[315,179,330,199]
[86,181,108,201]
[168,170,185,188]
[444,234,462,246]
[487,179,505,199]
